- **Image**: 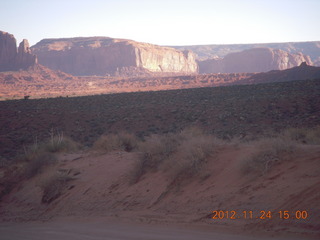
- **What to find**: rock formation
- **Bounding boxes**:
[0,31,37,71]
[16,39,38,70]
[238,62,320,85]
[31,37,198,76]
[0,31,17,71]
[198,48,312,74]
[172,41,320,64]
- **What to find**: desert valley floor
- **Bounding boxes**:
[0,78,320,240]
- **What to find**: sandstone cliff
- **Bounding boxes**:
[198,48,312,74]
[31,37,198,76]
[172,41,320,64]
[16,39,38,70]
[0,31,17,71]
[0,31,37,71]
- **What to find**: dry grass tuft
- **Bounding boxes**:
[23,151,56,179]
[172,135,216,175]
[282,126,320,145]
[39,130,80,153]
[131,127,223,184]
[130,134,179,183]
[44,136,79,153]
[93,132,139,152]
[241,137,297,176]
[41,172,75,204]
[0,132,79,201]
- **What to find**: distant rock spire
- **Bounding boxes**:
[16,39,38,69]
[299,61,308,67]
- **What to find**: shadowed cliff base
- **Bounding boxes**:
[1,62,320,101]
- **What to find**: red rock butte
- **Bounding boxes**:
[0,31,37,71]
[198,48,312,74]
[31,37,198,76]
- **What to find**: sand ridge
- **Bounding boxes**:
[1,143,319,239]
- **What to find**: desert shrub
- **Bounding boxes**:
[168,135,217,183]
[1,132,78,200]
[93,132,139,152]
[241,137,297,176]
[94,132,139,152]
[43,132,79,153]
[21,132,78,155]
[23,151,56,179]
[283,127,320,145]
[131,127,222,184]
[18,133,77,178]
[41,172,74,203]
[117,132,139,152]
[130,133,180,183]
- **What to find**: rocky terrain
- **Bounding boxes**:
[31,37,198,76]
[0,31,37,71]
[198,48,312,74]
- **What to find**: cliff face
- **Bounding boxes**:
[0,31,17,71]
[32,37,198,76]
[198,48,312,74]
[172,41,320,64]
[16,39,38,70]
[0,31,37,71]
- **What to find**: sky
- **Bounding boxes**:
[1,0,320,47]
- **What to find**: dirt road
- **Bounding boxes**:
[0,220,302,240]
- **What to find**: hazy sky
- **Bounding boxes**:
[1,0,320,46]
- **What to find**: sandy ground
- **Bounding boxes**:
[0,218,304,240]
[1,143,319,239]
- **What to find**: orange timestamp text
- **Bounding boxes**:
[211,210,308,220]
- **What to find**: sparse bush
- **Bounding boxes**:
[93,132,139,152]
[168,135,218,184]
[44,131,79,153]
[41,172,74,203]
[23,151,56,179]
[283,127,320,145]
[138,134,179,168]
[130,134,179,183]
[117,132,139,152]
[0,132,79,200]
[241,137,297,176]
[131,127,223,184]
[18,132,77,179]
